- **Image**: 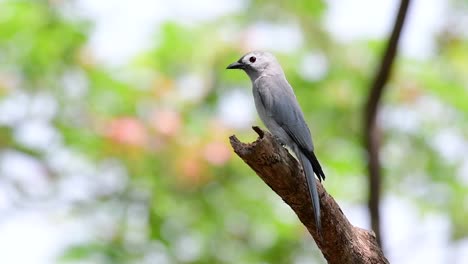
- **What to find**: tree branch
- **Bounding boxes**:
[364,0,411,246]
[230,127,389,264]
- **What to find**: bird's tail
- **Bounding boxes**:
[297,151,322,236]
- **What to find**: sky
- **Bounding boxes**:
[75,0,446,66]
[1,0,468,263]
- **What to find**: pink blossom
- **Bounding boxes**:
[105,117,148,147]
[151,109,181,137]
[203,141,232,166]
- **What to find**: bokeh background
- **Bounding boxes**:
[1,0,468,263]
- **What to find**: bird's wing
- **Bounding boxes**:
[256,75,325,181]
[256,75,314,150]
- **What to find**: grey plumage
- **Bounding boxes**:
[227,51,325,233]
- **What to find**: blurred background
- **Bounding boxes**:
[0,0,468,263]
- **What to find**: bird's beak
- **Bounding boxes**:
[226,61,244,70]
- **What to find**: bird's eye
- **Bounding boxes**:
[249,56,256,63]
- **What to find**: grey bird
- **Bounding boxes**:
[226,51,325,234]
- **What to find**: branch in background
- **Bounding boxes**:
[364,0,411,246]
[230,127,389,264]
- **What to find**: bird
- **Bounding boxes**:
[226,51,325,234]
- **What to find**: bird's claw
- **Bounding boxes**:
[273,135,286,147]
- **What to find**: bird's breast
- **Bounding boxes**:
[252,87,290,144]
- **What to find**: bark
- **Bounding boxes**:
[364,0,411,246]
[230,127,389,264]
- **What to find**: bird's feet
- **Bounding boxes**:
[273,135,286,147]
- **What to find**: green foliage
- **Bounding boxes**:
[1,0,468,263]
[0,0,87,84]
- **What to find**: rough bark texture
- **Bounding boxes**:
[230,127,389,264]
[364,0,411,246]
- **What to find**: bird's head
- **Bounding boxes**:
[226,51,283,81]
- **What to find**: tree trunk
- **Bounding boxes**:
[230,127,389,264]
[364,0,411,246]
